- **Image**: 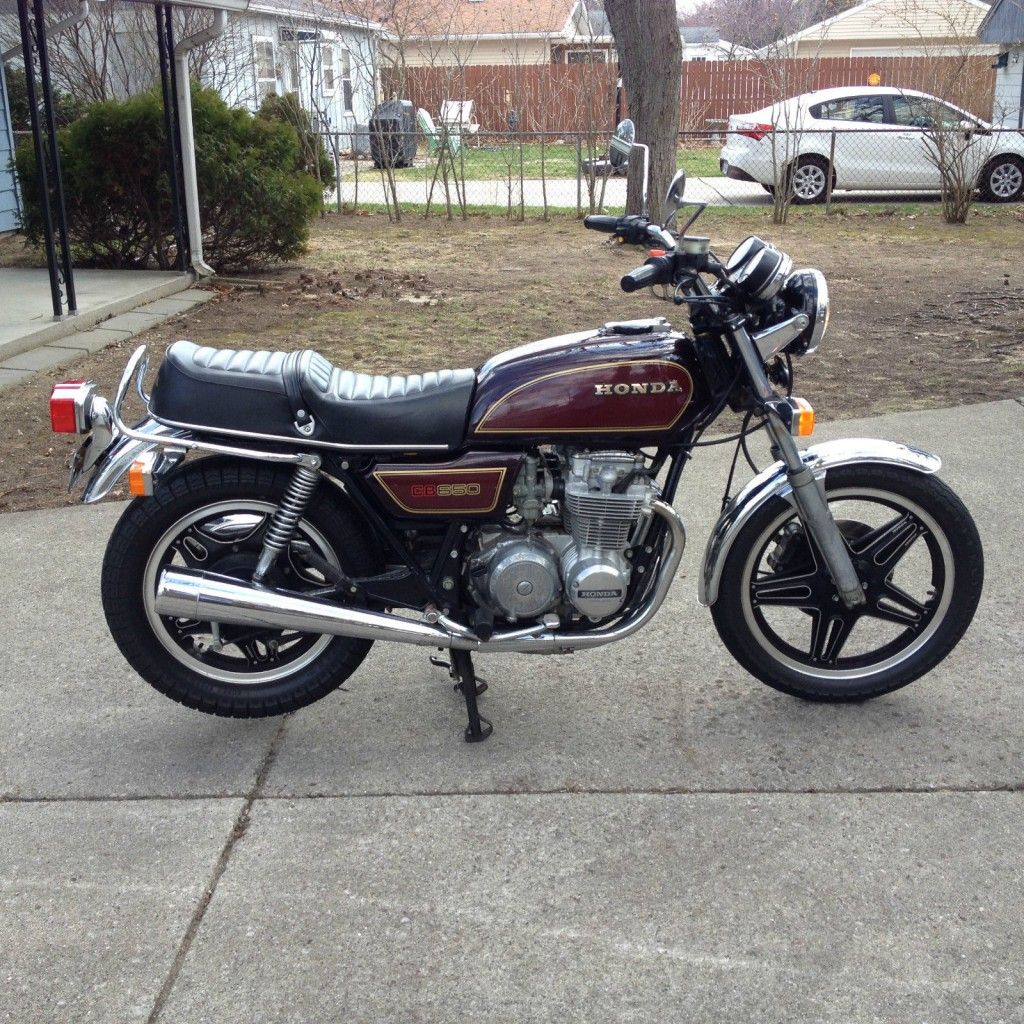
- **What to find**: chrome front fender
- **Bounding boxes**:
[698,438,942,607]
[80,418,189,504]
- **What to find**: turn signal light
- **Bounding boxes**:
[128,452,157,497]
[791,397,815,437]
[50,380,94,434]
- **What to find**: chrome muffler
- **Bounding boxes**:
[153,500,685,655]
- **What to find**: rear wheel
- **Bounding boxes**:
[711,464,983,701]
[102,460,378,717]
[789,155,831,205]
[979,155,1024,202]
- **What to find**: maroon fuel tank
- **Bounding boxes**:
[468,323,709,444]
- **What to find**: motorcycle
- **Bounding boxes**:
[49,158,983,742]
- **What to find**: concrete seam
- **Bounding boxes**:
[3,782,1023,804]
[144,715,291,1024]
[1015,397,1024,409]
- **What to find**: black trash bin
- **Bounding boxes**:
[369,100,417,169]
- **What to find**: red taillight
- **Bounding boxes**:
[49,380,95,434]
[735,122,774,142]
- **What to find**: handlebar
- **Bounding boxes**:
[621,254,675,293]
[584,213,656,247]
[583,214,620,233]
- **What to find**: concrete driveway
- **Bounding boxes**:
[2,399,1022,1023]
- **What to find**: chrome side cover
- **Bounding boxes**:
[698,438,942,607]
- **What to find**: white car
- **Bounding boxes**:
[719,85,1024,204]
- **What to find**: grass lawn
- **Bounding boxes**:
[361,142,722,182]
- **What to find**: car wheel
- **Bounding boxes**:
[789,156,830,205]
[980,155,1024,203]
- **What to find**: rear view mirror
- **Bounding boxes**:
[663,170,687,225]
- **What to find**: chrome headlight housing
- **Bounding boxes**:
[726,236,793,302]
[779,268,829,357]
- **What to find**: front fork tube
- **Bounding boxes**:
[730,320,866,610]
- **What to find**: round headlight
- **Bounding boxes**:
[780,268,829,356]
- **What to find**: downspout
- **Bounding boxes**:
[1,1,89,64]
[174,9,227,277]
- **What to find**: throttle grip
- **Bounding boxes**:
[583,215,621,233]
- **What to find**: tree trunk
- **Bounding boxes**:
[603,0,682,216]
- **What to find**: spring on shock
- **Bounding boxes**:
[253,464,320,581]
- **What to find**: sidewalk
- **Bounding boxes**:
[2,399,1022,1023]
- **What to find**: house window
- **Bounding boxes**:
[253,36,277,99]
[566,49,607,64]
[340,49,353,113]
[322,43,336,95]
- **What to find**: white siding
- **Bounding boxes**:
[993,49,1024,126]
[209,13,380,132]
[792,0,995,54]
[0,63,19,233]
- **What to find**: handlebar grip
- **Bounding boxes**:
[621,255,674,293]
[583,215,621,233]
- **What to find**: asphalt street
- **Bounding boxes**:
[2,398,1022,1023]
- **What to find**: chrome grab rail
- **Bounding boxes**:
[110,346,319,469]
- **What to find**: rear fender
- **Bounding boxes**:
[698,438,941,607]
[80,418,190,504]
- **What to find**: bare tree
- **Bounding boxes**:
[603,0,682,215]
[893,0,1001,223]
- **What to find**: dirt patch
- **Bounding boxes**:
[2,209,1022,514]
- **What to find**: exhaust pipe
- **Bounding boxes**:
[153,500,685,655]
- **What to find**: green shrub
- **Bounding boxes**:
[5,67,85,132]
[258,91,336,193]
[15,85,322,271]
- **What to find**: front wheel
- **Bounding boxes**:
[979,155,1024,203]
[711,464,983,701]
[102,460,379,717]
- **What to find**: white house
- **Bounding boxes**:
[210,0,384,137]
[979,0,1024,127]
[680,26,753,61]
[762,0,996,57]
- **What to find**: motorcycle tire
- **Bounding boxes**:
[101,459,378,718]
[710,463,983,701]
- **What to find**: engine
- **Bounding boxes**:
[467,451,659,624]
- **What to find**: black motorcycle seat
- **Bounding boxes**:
[149,341,476,449]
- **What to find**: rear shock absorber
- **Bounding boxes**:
[253,457,322,583]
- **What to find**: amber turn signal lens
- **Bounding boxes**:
[791,397,815,437]
[127,454,156,497]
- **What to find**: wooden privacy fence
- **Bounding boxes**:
[387,56,997,135]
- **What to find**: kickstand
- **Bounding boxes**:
[449,649,493,743]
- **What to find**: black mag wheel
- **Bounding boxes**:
[711,464,983,701]
[101,459,378,717]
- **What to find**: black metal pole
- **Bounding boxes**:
[31,0,75,314]
[155,3,190,272]
[17,0,62,318]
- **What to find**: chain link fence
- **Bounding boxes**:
[318,127,1024,219]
